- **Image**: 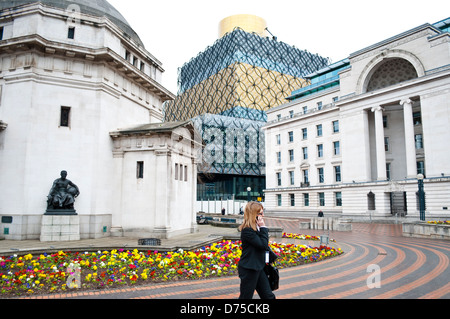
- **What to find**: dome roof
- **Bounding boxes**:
[0,0,144,47]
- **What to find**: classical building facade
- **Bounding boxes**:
[0,1,200,240]
[264,18,450,220]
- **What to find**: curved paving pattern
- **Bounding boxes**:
[14,218,450,299]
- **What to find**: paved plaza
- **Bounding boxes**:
[0,217,449,300]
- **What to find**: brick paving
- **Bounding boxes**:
[1,217,449,300]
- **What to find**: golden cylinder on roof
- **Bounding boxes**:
[219,14,268,38]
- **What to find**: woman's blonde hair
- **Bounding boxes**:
[239,201,263,231]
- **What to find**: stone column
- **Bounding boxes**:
[154,150,171,238]
[401,98,417,178]
[371,106,387,180]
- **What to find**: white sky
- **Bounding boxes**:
[107,0,449,94]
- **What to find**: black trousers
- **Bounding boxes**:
[238,265,276,299]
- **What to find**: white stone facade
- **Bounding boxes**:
[0,2,201,240]
[264,20,450,221]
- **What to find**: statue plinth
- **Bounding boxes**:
[44,209,77,216]
[40,214,80,242]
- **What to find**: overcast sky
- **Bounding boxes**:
[107,0,449,94]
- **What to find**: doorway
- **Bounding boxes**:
[390,192,407,216]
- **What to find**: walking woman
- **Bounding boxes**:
[238,201,275,299]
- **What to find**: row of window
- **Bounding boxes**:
[175,163,188,182]
[66,25,152,76]
[137,162,190,181]
[276,165,342,187]
[276,190,426,210]
[275,99,339,121]
[276,120,339,144]
[276,141,341,164]
[383,135,424,152]
[276,192,342,207]
[276,161,426,187]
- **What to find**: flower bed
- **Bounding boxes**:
[282,232,336,242]
[427,221,450,225]
[0,234,343,298]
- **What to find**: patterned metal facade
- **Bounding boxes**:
[163,28,329,122]
[164,28,329,199]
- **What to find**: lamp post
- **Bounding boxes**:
[417,174,425,221]
[247,187,251,202]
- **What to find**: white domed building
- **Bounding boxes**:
[0,1,200,240]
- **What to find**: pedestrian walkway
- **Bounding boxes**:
[1,217,449,299]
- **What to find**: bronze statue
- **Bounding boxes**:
[47,170,80,210]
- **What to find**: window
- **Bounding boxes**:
[317,101,323,110]
[335,192,342,206]
[277,194,282,206]
[333,141,340,155]
[175,164,178,180]
[140,62,145,72]
[319,192,325,206]
[304,193,310,206]
[316,124,322,137]
[136,161,144,179]
[277,114,281,121]
[317,144,323,158]
[415,134,423,149]
[125,50,130,62]
[386,163,391,180]
[68,27,75,39]
[417,161,425,176]
[302,128,307,139]
[276,152,281,164]
[0,27,4,40]
[179,164,183,181]
[384,137,389,152]
[289,149,294,162]
[302,147,308,160]
[303,106,307,114]
[289,171,295,185]
[60,106,71,127]
[332,96,339,103]
[289,110,294,118]
[332,120,339,133]
[290,194,295,206]
[276,134,281,145]
[367,191,375,210]
[334,166,341,182]
[302,169,309,184]
[318,167,324,183]
[413,111,422,125]
[276,172,281,186]
[288,131,294,142]
[184,165,188,181]
[383,115,388,128]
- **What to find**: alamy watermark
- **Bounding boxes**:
[366,264,381,289]
[66,263,81,289]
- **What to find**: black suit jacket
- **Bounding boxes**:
[239,227,269,271]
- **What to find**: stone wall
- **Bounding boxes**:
[402,222,449,240]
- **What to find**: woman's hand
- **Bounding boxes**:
[257,215,266,227]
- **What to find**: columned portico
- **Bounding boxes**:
[371,106,387,180]
[400,98,417,178]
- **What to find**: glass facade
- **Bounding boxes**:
[164,27,329,200]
